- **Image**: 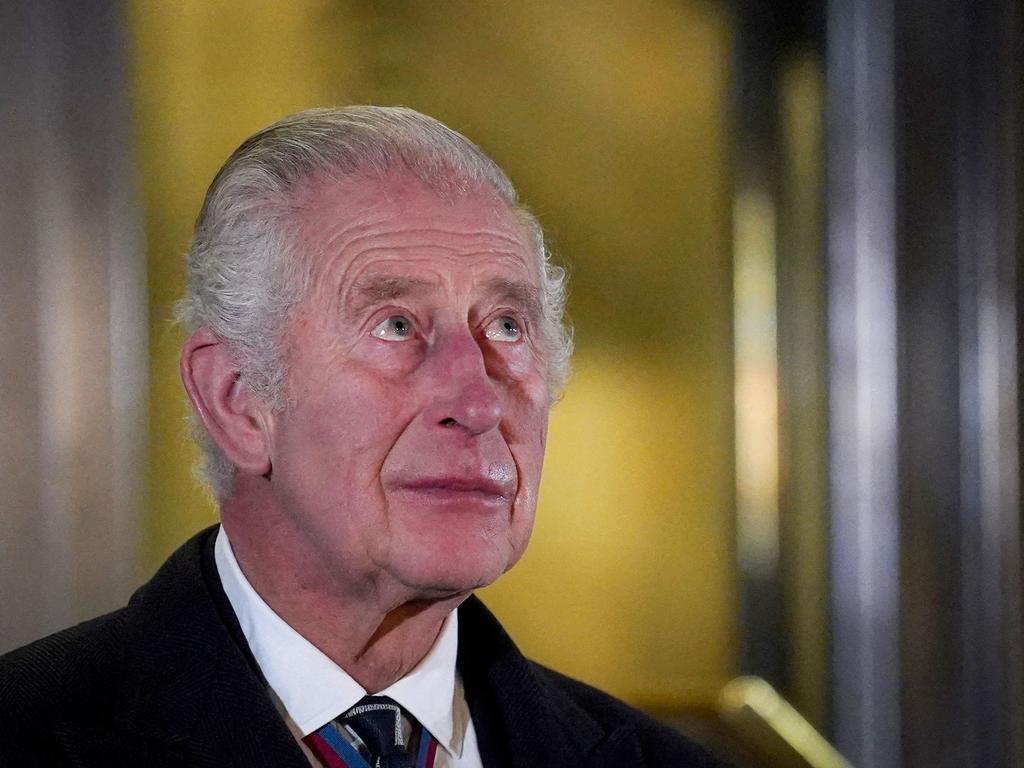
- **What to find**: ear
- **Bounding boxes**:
[180,328,273,478]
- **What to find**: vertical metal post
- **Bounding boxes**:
[954,2,1023,764]
[0,0,145,652]
[826,0,902,765]
[826,0,1022,764]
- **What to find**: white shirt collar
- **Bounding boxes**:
[214,526,467,758]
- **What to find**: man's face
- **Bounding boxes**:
[265,174,550,602]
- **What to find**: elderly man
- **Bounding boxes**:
[1,107,723,767]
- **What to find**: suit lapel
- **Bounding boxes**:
[50,531,648,767]
[458,596,640,768]
[57,526,308,767]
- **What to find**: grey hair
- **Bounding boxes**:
[177,106,572,499]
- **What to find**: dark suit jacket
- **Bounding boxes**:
[0,526,724,767]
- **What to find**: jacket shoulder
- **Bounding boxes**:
[532,663,729,766]
[0,608,129,728]
[0,526,218,732]
[0,609,131,766]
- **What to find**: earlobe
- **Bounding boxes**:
[180,328,272,478]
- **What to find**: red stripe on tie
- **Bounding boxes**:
[426,737,438,767]
[304,732,351,768]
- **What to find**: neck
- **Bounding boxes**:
[220,483,466,693]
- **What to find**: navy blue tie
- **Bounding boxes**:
[342,696,416,768]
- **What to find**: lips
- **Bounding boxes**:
[394,475,511,499]
[385,459,518,505]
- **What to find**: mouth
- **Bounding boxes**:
[390,475,512,504]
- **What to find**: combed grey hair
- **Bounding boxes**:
[177,106,572,499]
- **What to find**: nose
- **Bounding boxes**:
[424,326,503,436]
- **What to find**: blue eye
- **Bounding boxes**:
[371,315,414,341]
[485,315,521,342]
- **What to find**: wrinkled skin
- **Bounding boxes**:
[263,173,551,607]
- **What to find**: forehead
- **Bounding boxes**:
[296,173,539,297]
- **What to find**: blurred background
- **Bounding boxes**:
[0,1,1020,767]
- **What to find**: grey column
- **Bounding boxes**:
[826,0,901,764]
[827,0,1023,765]
[0,0,146,653]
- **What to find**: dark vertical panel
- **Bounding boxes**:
[895,1,965,765]
[827,0,1023,764]
[955,1,1023,765]
[893,0,1023,765]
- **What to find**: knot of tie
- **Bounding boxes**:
[342,695,415,768]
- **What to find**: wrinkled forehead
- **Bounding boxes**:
[292,171,540,296]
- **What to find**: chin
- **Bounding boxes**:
[384,505,530,596]
[390,545,516,598]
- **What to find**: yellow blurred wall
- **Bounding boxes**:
[130,0,736,709]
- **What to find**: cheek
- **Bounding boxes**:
[489,343,546,383]
[283,364,413,463]
[505,386,550,489]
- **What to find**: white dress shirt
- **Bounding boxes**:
[215,528,484,768]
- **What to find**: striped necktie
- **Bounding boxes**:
[304,695,438,768]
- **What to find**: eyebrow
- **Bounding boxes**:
[482,277,543,321]
[342,274,543,320]
[344,276,434,317]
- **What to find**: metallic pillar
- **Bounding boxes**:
[0,0,146,653]
[826,0,1023,765]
